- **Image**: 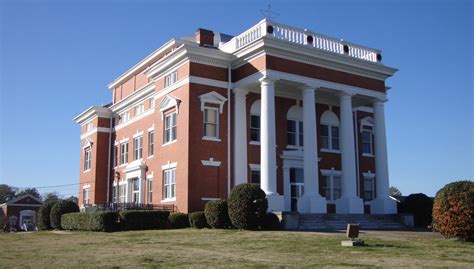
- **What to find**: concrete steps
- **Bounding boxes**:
[298,214,406,231]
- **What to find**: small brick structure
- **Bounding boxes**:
[0,194,42,231]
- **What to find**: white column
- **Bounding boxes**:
[336,92,364,214]
[371,99,397,214]
[297,86,326,213]
[283,167,291,211]
[233,88,248,186]
[259,77,284,211]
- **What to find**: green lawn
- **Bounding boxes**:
[0,229,472,268]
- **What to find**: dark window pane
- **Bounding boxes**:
[321,125,329,136]
[250,115,260,128]
[287,133,296,145]
[287,120,296,132]
[250,170,260,185]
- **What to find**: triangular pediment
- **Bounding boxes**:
[199,91,227,113]
[158,95,181,112]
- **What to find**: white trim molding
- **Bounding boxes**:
[158,95,181,119]
[199,91,227,114]
[201,158,221,167]
[162,161,177,170]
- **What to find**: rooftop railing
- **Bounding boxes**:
[220,19,382,63]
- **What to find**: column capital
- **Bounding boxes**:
[233,88,248,96]
[259,76,275,86]
[299,84,317,93]
[337,91,354,98]
[372,97,388,106]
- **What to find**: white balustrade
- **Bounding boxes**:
[219,19,381,63]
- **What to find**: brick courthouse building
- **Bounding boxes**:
[74,19,397,214]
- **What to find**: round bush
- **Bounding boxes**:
[263,212,281,230]
[204,200,231,229]
[189,211,208,229]
[50,200,80,229]
[168,213,189,229]
[432,181,474,241]
[37,201,56,230]
[228,183,268,230]
[400,193,433,228]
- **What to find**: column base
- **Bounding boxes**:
[335,196,364,214]
[370,198,397,214]
[297,194,327,213]
[266,193,285,212]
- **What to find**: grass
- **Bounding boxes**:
[0,229,473,268]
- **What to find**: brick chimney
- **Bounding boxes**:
[195,28,214,47]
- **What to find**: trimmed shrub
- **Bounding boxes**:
[119,210,170,231]
[189,211,208,229]
[228,183,268,230]
[50,200,80,229]
[61,212,119,232]
[37,201,55,230]
[169,213,189,229]
[399,193,433,228]
[204,199,232,229]
[432,180,474,241]
[263,212,281,230]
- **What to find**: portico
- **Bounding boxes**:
[233,71,396,214]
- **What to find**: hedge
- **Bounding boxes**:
[204,199,232,229]
[189,211,208,229]
[263,212,281,230]
[228,183,268,230]
[37,201,56,230]
[61,212,119,232]
[399,193,433,228]
[169,213,189,229]
[50,200,80,229]
[119,210,170,231]
[432,180,474,241]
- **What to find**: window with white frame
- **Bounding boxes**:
[133,135,143,160]
[120,112,130,123]
[165,71,178,87]
[250,100,261,142]
[148,178,153,204]
[113,144,118,167]
[322,171,342,201]
[163,168,176,200]
[119,183,126,203]
[203,107,219,138]
[86,122,93,132]
[164,112,177,143]
[131,178,140,203]
[148,131,154,156]
[84,148,91,171]
[287,105,304,147]
[135,103,144,116]
[320,110,340,151]
[149,97,155,109]
[120,142,128,164]
[364,177,374,201]
[361,125,373,155]
[83,186,90,205]
[112,185,117,203]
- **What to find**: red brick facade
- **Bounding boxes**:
[75,20,395,214]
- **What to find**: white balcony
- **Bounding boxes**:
[220,19,382,64]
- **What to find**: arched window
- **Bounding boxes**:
[250,100,261,142]
[287,105,304,147]
[320,110,340,151]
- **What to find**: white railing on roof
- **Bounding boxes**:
[220,19,381,63]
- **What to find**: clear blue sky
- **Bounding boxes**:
[1,0,472,198]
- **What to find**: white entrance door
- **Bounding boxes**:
[290,168,304,211]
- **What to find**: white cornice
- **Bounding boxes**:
[110,83,156,113]
[74,106,113,125]
[107,39,181,89]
